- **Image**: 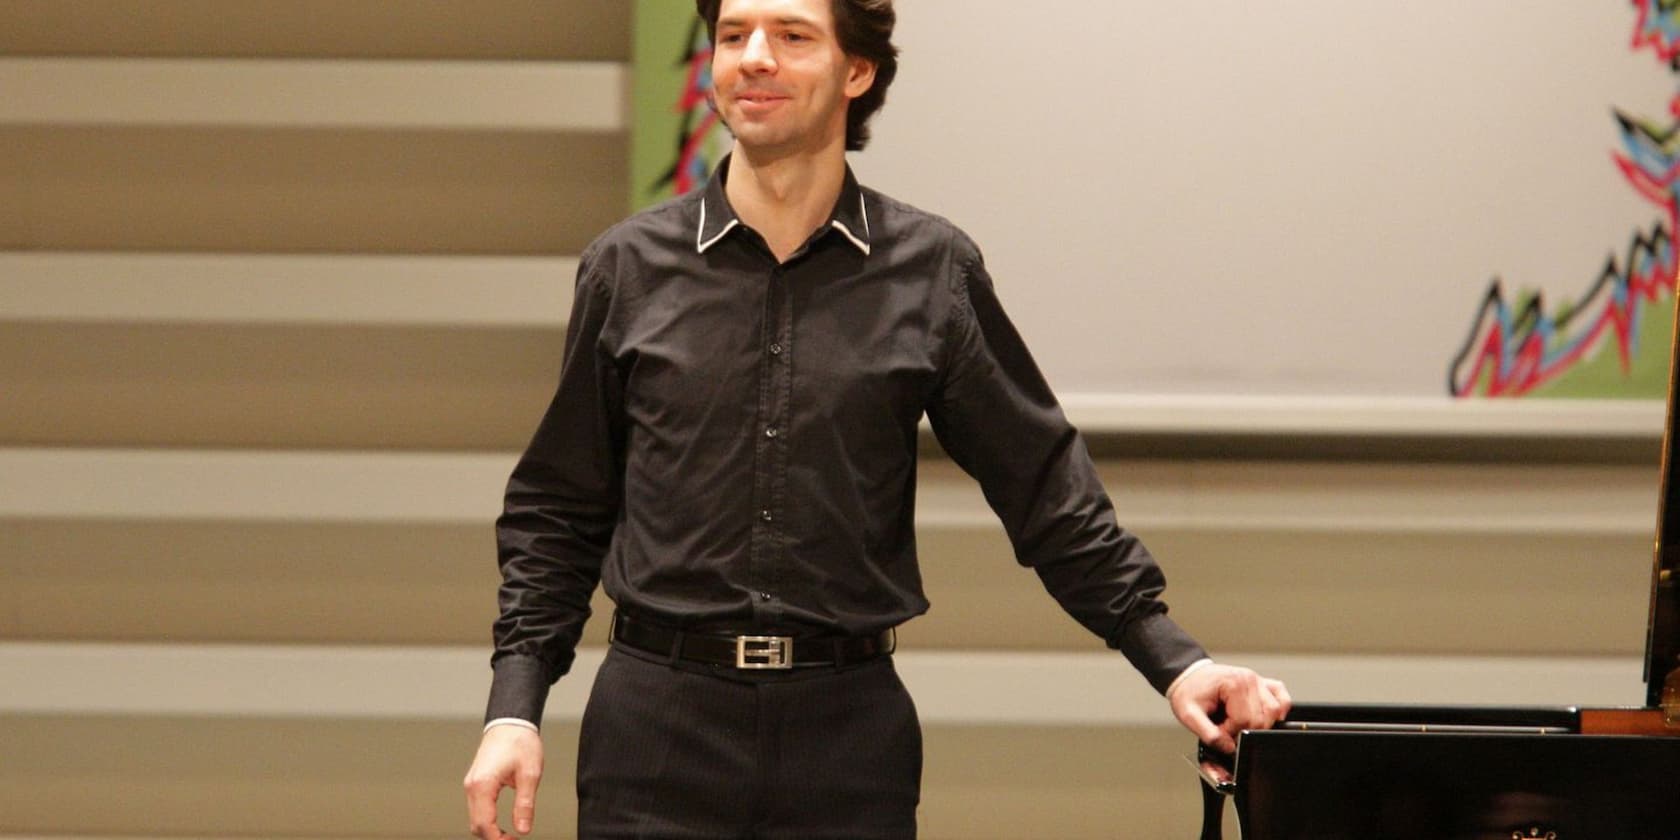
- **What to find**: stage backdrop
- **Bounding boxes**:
[631,1,1680,403]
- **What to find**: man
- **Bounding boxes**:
[464,1,1290,837]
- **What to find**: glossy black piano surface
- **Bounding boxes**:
[1218,703,1680,839]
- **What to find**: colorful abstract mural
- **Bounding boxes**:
[631,2,732,210]
[1448,1,1680,398]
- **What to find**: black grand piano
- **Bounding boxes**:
[1198,305,1680,838]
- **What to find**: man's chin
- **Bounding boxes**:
[732,131,800,156]
[730,121,785,142]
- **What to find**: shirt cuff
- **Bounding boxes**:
[483,717,541,735]
[484,653,553,727]
[1111,611,1211,695]
[1164,657,1215,701]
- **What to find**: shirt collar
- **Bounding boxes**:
[696,154,872,256]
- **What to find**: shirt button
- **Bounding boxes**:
[760,509,773,522]
[769,342,784,355]
[764,427,778,438]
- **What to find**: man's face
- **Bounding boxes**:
[711,0,876,156]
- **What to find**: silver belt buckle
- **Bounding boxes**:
[735,635,793,669]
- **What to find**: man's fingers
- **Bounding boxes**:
[1199,712,1238,754]
[1266,678,1293,717]
[1172,666,1293,753]
[513,768,541,835]
[1209,671,1258,733]
[463,774,507,840]
[1239,676,1290,730]
[464,725,542,839]
[1175,703,1229,752]
[1225,671,1296,732]
[1240,673,1268,727]
[1217,699,1249,754]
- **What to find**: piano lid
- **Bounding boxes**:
[1647,288,1680,707]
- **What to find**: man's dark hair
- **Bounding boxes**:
[695,0,899,152]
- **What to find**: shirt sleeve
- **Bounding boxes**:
[485,260,625,726]
[924,240,1209,695]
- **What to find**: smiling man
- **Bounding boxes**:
[463,1,1290,838]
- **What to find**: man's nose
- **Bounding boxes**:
[741,29,776,73]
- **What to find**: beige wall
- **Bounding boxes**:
[860,1,1674,398]
[0,3,1665,838]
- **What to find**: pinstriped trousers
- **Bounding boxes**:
[576,644,923,839]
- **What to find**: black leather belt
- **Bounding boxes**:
[610,610,895,670]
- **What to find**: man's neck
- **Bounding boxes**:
[725,139,847,263]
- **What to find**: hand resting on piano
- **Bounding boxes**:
[1169,663,1292,782]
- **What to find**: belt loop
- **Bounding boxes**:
[831,638,845,671]
[666,627,684,665]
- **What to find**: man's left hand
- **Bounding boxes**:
[1168,663,1291,776]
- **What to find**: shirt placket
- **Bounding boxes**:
[750,261,795,626]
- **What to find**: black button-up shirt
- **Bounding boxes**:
[487,157,1207,725]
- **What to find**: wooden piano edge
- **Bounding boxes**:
[1579,706,1680,736]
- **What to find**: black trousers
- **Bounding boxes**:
[577,644,923,839]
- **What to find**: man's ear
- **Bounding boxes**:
[845,57,877,99]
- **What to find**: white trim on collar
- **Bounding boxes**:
[698,188,870,255]
[696,198,739,253]
[831,190,872,254]
[830,219,871,255]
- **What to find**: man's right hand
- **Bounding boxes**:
[464,724,544,839]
